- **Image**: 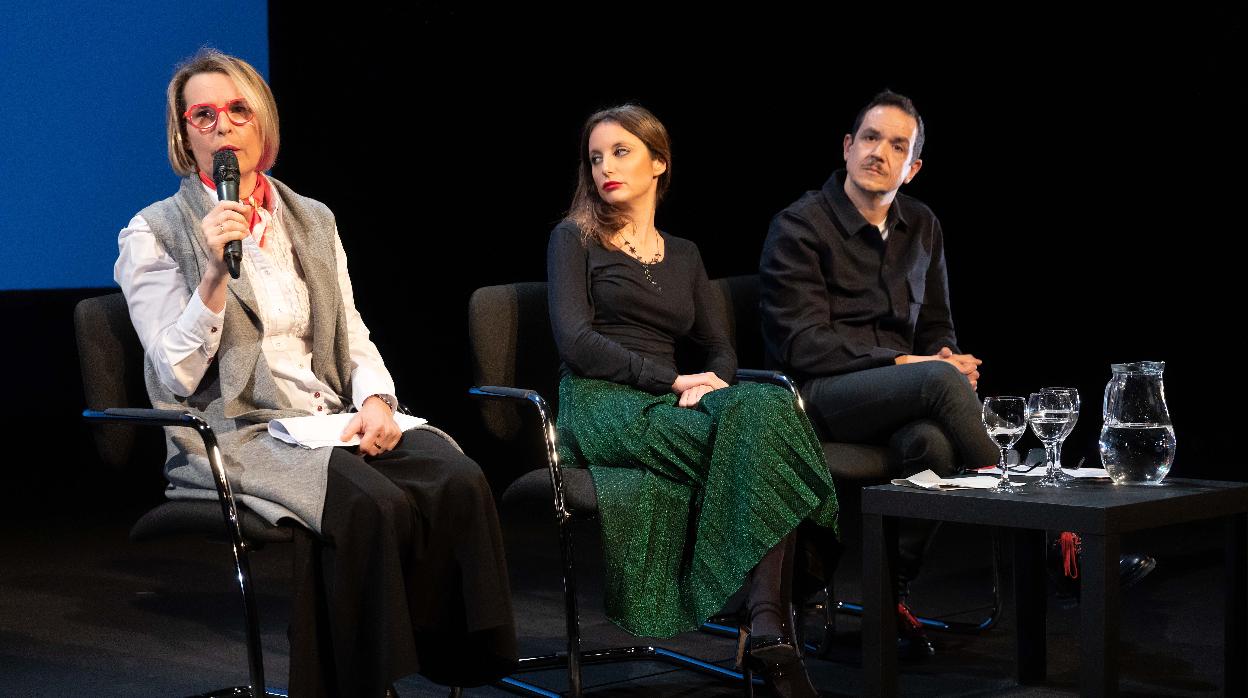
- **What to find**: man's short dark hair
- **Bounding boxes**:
[850,90,925,160]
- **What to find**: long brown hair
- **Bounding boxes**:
[565,104,672,248]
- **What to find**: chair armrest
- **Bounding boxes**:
[469,385,543,403]
[84,407,197,426]
[469,386,556,431]
[468,385,572,522]
[735,369,806,412]
[82,407,249,551]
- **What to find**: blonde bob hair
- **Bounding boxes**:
[165,48,279,176]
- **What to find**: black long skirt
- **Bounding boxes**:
[287,429,516,697]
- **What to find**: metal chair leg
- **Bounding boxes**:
[498,519,760,697]
[470,388,759,696]
[84,410,277,696]
[558,514,584,697]
[816,580,837,658]
[198,415,269,695]
[804,530,1006,656]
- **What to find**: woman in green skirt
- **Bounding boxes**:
[546,104,838,698]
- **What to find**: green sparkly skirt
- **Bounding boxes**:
[556,376,838,637]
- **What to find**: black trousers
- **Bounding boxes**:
[287,429,517,697]
[802,361,999,586]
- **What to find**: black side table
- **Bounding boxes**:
[861,478,1248,697]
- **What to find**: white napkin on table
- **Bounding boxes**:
[892,469,1003,490]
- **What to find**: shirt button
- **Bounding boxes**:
[316,405,323,412]
[314,392,320,398]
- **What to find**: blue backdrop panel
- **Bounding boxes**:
[0,2,268,289]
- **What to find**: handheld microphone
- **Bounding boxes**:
[212,149,242,279]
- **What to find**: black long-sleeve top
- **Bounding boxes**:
[759,169,959,381]
[547,220,737,394]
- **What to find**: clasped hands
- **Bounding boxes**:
[671,371,729,408]
[897,346,982,390]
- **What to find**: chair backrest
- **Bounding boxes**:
[711,274,764,370]
[469,275,894,483]
[74,292,160,470]
[467,282,561,444]
[467,276,761,439]
[712,274,893,480]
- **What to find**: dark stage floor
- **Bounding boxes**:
[0,499,1231,697]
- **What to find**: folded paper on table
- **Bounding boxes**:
[892,469,1003,490]
[268,412,428,449]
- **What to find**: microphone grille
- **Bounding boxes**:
[212,149,240,184]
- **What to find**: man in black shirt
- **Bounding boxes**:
[760,90,1154,656]
[760,90,994,463]
[760,90,994,657]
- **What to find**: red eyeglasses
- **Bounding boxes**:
[183,99,255,131]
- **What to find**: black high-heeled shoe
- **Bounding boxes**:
[735,626,819,698]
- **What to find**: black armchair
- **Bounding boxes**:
[467,281,760,698]
[75,292,290,698]
[77,292,469,698]
[711,274,1004,648]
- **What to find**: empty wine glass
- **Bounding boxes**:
[1029,391,1075,487]
[983,396,1029,493]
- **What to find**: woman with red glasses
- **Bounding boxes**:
[113,48,515,696]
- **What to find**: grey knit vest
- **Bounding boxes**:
[137,175,353,531]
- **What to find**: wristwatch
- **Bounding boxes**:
[366,393,397,413]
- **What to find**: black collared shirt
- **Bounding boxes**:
[759,169,959,380]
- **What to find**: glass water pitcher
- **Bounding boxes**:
[1098,361,1175,485]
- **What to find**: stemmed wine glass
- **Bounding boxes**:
[1042,387,1080,482]
[1028,390,1076,487]
[983,396,1030,494]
